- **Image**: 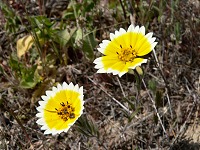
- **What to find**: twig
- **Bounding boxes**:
[87,76,131,114]
[127,0,135,25]
[142,79,168,136]
[126,106,168,129]
[165,88,173,118]
[152,49,168,88]
[119,0,127,20]
[127,111,154,129]
[152,49,173,118]
[152,49,160,67]
[116,76,126,98]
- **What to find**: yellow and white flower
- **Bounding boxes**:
[94,24,157,77]
[36,82,84,135]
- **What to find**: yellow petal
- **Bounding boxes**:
[101,55,119,70]
[109,61,128,73]
[129,58,147,69]
[36,82,84,135]
[94,25,157,77]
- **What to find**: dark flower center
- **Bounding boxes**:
[55,102,75,121]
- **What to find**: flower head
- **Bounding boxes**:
[94,24,157,77]
[36,82,84,135]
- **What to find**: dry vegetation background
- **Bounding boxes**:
[0,0,200,149]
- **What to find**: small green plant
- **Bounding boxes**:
[76,115,99,138]
[0,2,21,33]
[9,54,41,89]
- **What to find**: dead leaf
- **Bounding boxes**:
[17,35,34,58]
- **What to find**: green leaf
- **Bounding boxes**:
[123,97,135,110]
[20,80,37,89]
[57,28,77,47]
[32,16,53,28]
[148,79,157,93]
[82,31,97,60]
[62,11,74,19]
[9,54,23,77]
[84,1,95,12]
[9,54,41,89]
[75,115,99,138]
[19,65,41,89]
[175,22,181,42]
[0,65,4,74]
[75,28,83,46]
[19,67,41,89]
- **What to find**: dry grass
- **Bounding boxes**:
[0,0,200,149]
